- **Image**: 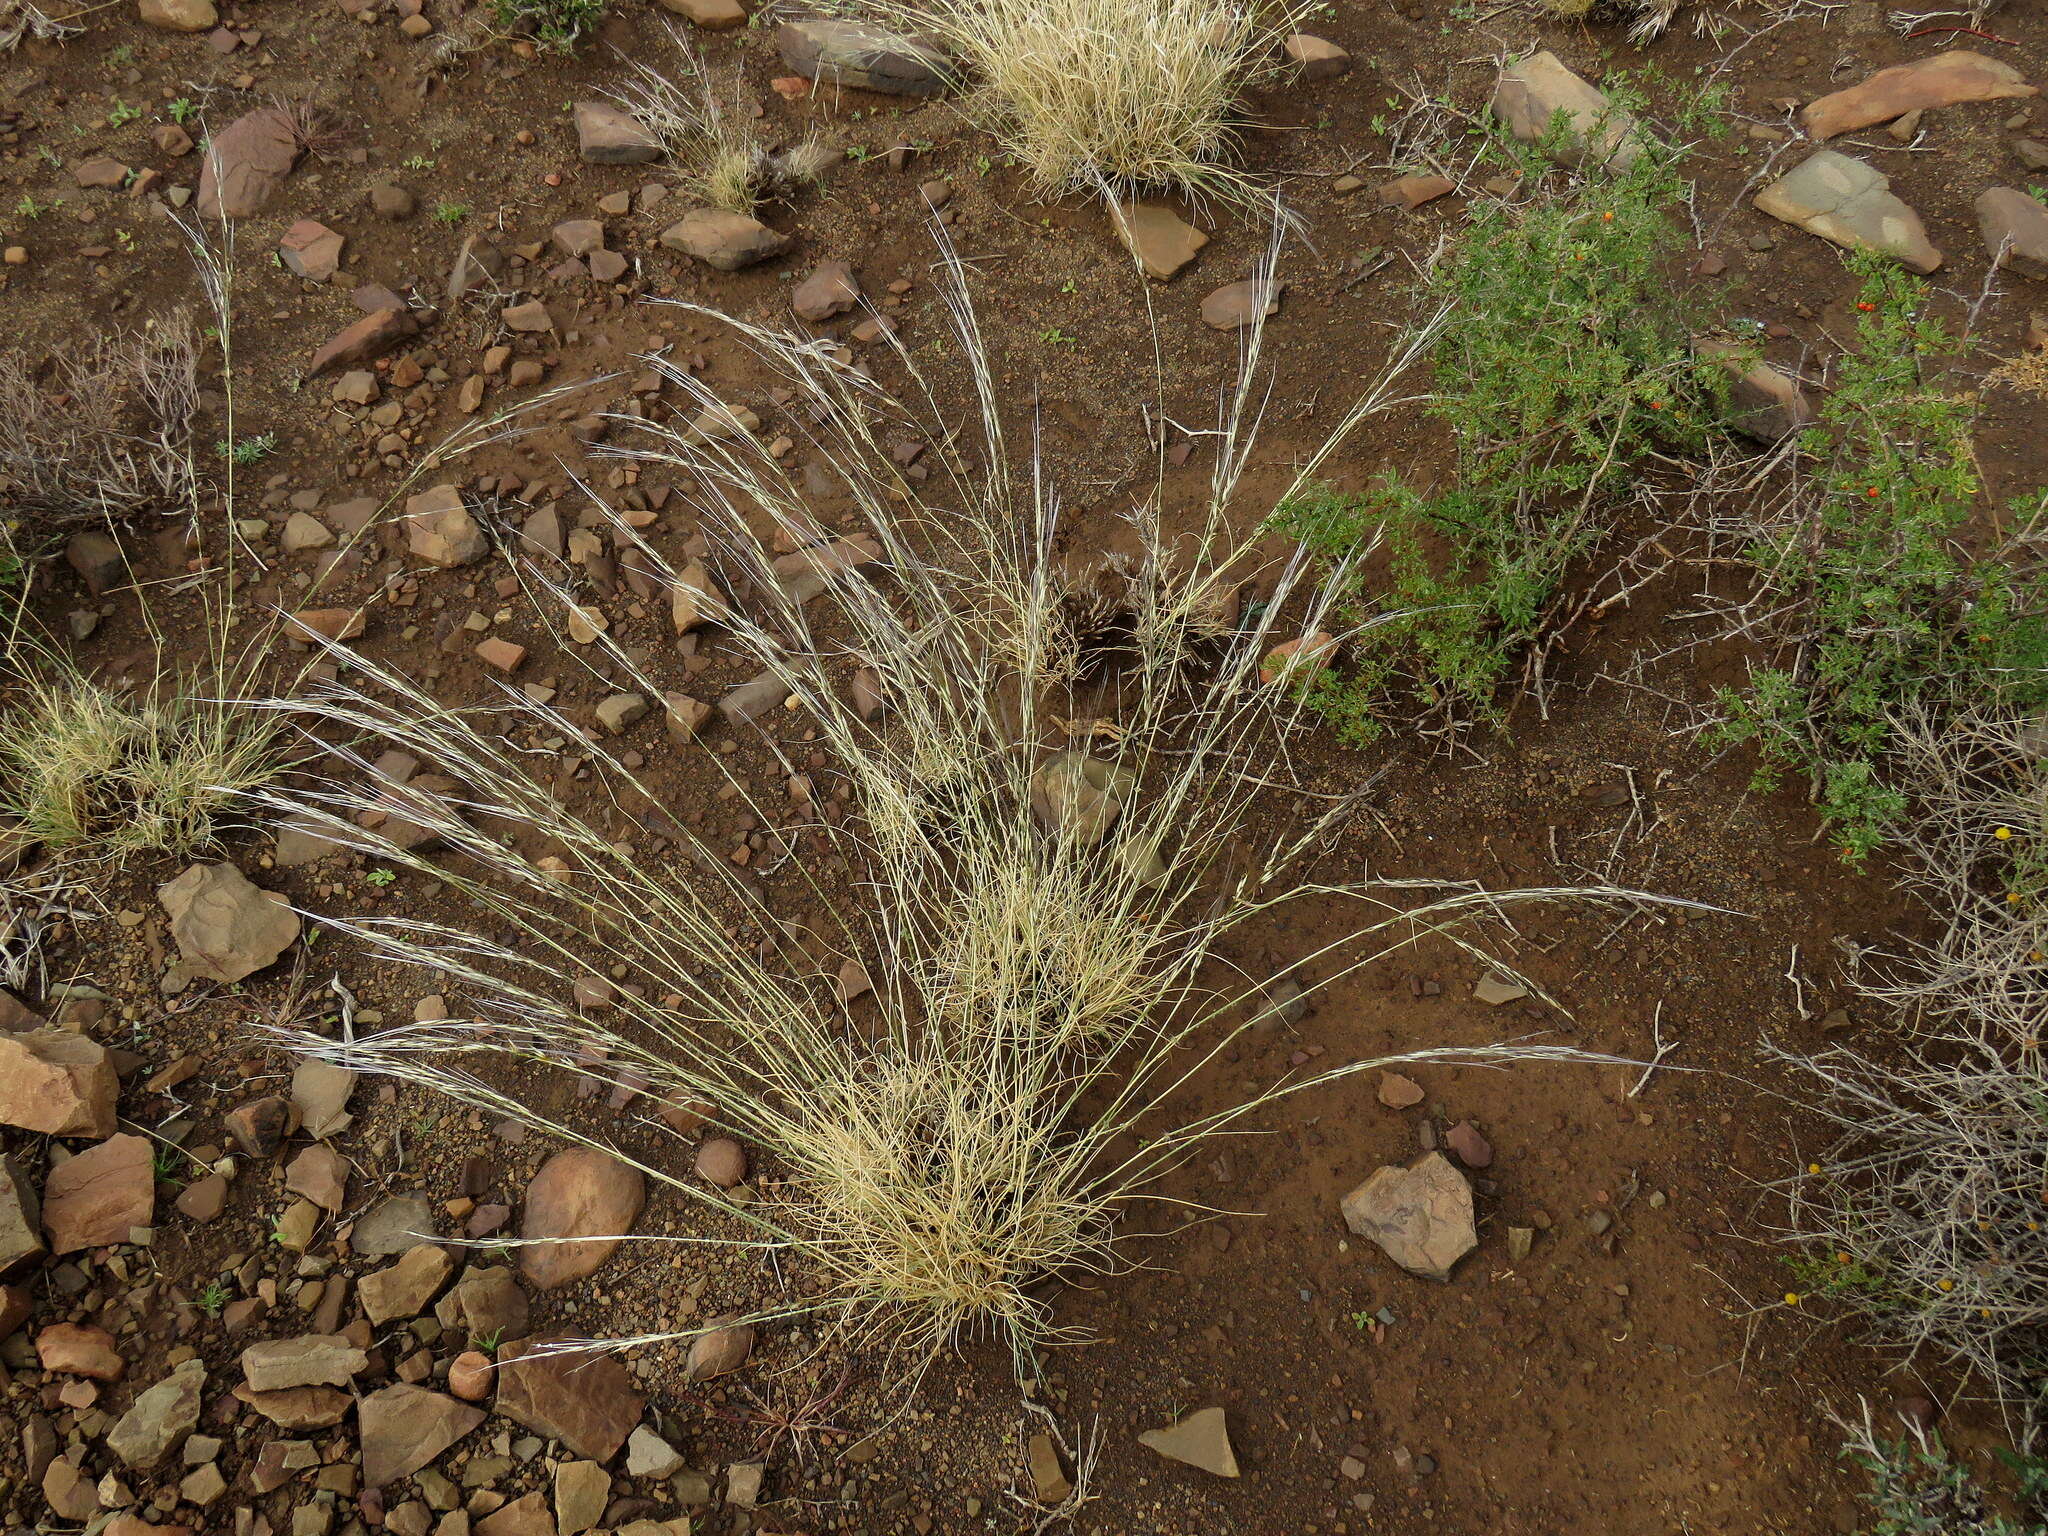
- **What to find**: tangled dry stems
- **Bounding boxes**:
[861,0,1306,212]
[0,312,201,533]
[1774,709,2048,1437]
[604,30,825,215]
[260,259,1679,1378]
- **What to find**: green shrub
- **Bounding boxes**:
[1710,255,2048,862]
[1274,116,1712,740]
[491,0,605,48]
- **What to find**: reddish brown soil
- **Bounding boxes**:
[4,0,2047,1532]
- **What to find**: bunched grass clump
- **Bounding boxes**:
[261,259,1674,1378]
[861,0,1307,211]
[0,667,284,864]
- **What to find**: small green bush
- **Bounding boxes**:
[491,0,606,48]
[1275,113,1713,740]
[1710,255,2048,862]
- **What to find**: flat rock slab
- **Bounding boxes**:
[1753,150,1942,273]
[1977,186,2048,279]
[1138,1407,1240,1477]
[42,1132,154,1253]
[1340,1150,1477,1282]
[1112,203,1208,281]
[1695,339,1816,443]
[1200,278,1283,331]
[240,1334,368,1393]
[195,105,300,218]
[1803,50,2036,139]
[1491,50,1641,170]
[360,1383,486,1487]
[106,1358,205,1468]
[158,861,301,982]
[353,1194,438,1257]
[0,1026,118,1137]
[776,19,953,97]
[574,101,660,164]
[659,208,790,272]
[495,1334,644,1462]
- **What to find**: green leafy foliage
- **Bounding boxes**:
[1275,111,1712,741]
[1711,255,2048,861]
[491,0,606,48]
[1846,1429,2048,1536]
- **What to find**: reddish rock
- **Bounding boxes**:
[1378,174,1455,210]
[0,1282,29,1340]
[694,1137,747,1189]
[519,1148,644,1289]
[41,1133,154,1253]
[574,101,660,165]
[233,1383,352,1428]
[224,1094,294,1158]
[685,1318,754,1382]
[36,1321,125,1380]
[792,259,861,322]
[0,1027,118,1137]
[1340,1151,1477,1282]
[306,306,417,379]
[279,219,345,281]
[448,1349,493,1401]
[1445,1120,1494,1168]
[195,105,301,218]
[285,1142,348,1212]
[1377,1073,1426,1109]
[1803,51,2036,139]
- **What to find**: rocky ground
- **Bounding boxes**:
[3,0,2048,1534]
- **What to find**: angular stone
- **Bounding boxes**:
[554,1460,609,1536]
[360,1243,457,1324]
[280,219,345,281]
[495,1334,644,1461]
[1803,51,2036,139]
[1377,1072,1426,1109]
[0,1155,43,1275]
[1030,751,1135,844]
[659,0,746,26]
[224,1094,294,1158]
[1491,51,1642,171]
[659,208,791,272]
[106,1357,205,1468]
[1754,150,1941,273]
[36,1321,124,1380]
[478,1491,554,1536]
[159,861,300,982]
[1028,1432,1069,1504]
[439,1264,530,1344]
[793,259,861,322]
[0,1027,118,1137]
[1112,202,1207,281]
[1695,338,1816,443]
[307,306,416,378]
[41,1133,153,1253]
[403,483,488,568]
[574,101,660,165]
[624,1425,684,1479]
[1977,186,2048,280]
[234,1383,351,1428]
[173,1172,226,1222]
[552,217,605,258]
[360,1384,486,1488]
[291,1058,356,1140]
[1199,278,1282,331]
[196,106,300,218]
[240,1335,368,1393]
[775,19,953,97]
[519,1148,644,1290]
[684,1319,753,1382]
[448,234,509,304]
[1340,1151,1477,1282]
[1283,33,1349,80]
[1378,173,1455,210]
[1138,1406,1239,1478]
[352,1194,437,1257]
[66,530,125,595]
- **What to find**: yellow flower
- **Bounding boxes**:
[1783,1292,1801,1307]
[1995,826,2014,840]
[1807,1163,1822,1175]
[1938,1279,1955,1292]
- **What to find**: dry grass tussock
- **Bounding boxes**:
[0,312,201,533]
[0,661,286,866]
[604,29,831,216]
[0,1,78,49]
[258,257,1686,1379]
[859,0,1306,213]
[1773,709,2048,1440]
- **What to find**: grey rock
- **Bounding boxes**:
[574,101,661,164]
[353,1195,438,1258]
[1753,150,1941,273]
[1491,51,1642,170]
[776,18,953,97]
[106,1358,206,1468]
[1340,1151,1478,1282]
